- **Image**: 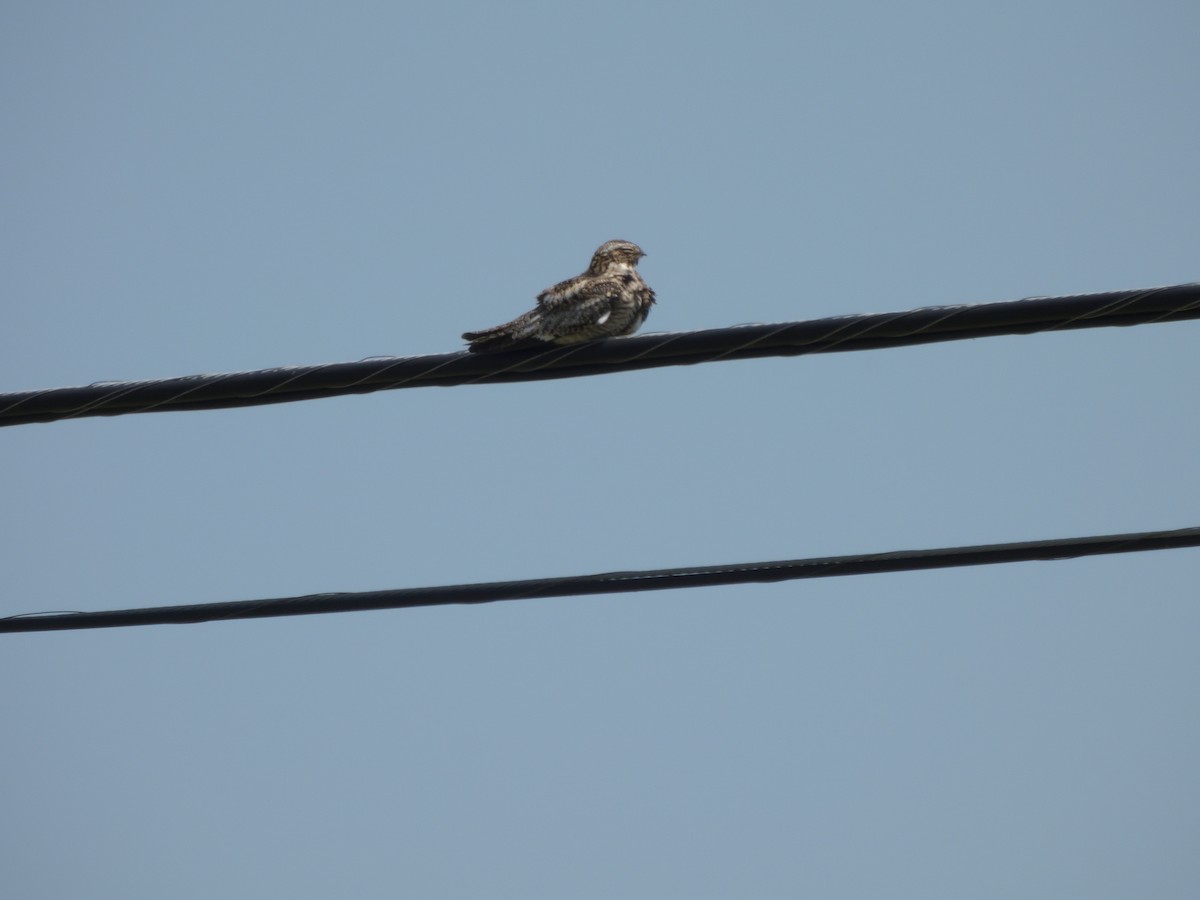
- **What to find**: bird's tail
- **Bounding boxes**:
[462,312,541,353]
[461,328,525,353]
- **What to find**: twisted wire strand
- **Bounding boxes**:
[2,282,1198,427]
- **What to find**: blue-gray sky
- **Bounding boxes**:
[3,3,1198,897]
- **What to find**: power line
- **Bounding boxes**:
[2,282,1198,427]
[4,525,1197,633]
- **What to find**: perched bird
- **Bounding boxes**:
[462,239,655,353]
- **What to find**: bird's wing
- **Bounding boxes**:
[535,278,623,337]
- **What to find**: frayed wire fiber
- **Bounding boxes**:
[2,282,1199,427]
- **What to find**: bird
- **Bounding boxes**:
[462,240,655,353]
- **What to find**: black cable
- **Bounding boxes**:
[2,282,1198,427]
[3,525,1196,633]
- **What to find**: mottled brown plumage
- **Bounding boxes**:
[462,240,655,353]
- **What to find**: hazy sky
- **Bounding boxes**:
[3,3,1199,898]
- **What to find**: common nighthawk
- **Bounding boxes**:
[462,239,655,353]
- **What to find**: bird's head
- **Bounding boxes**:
[589,239,646,273]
